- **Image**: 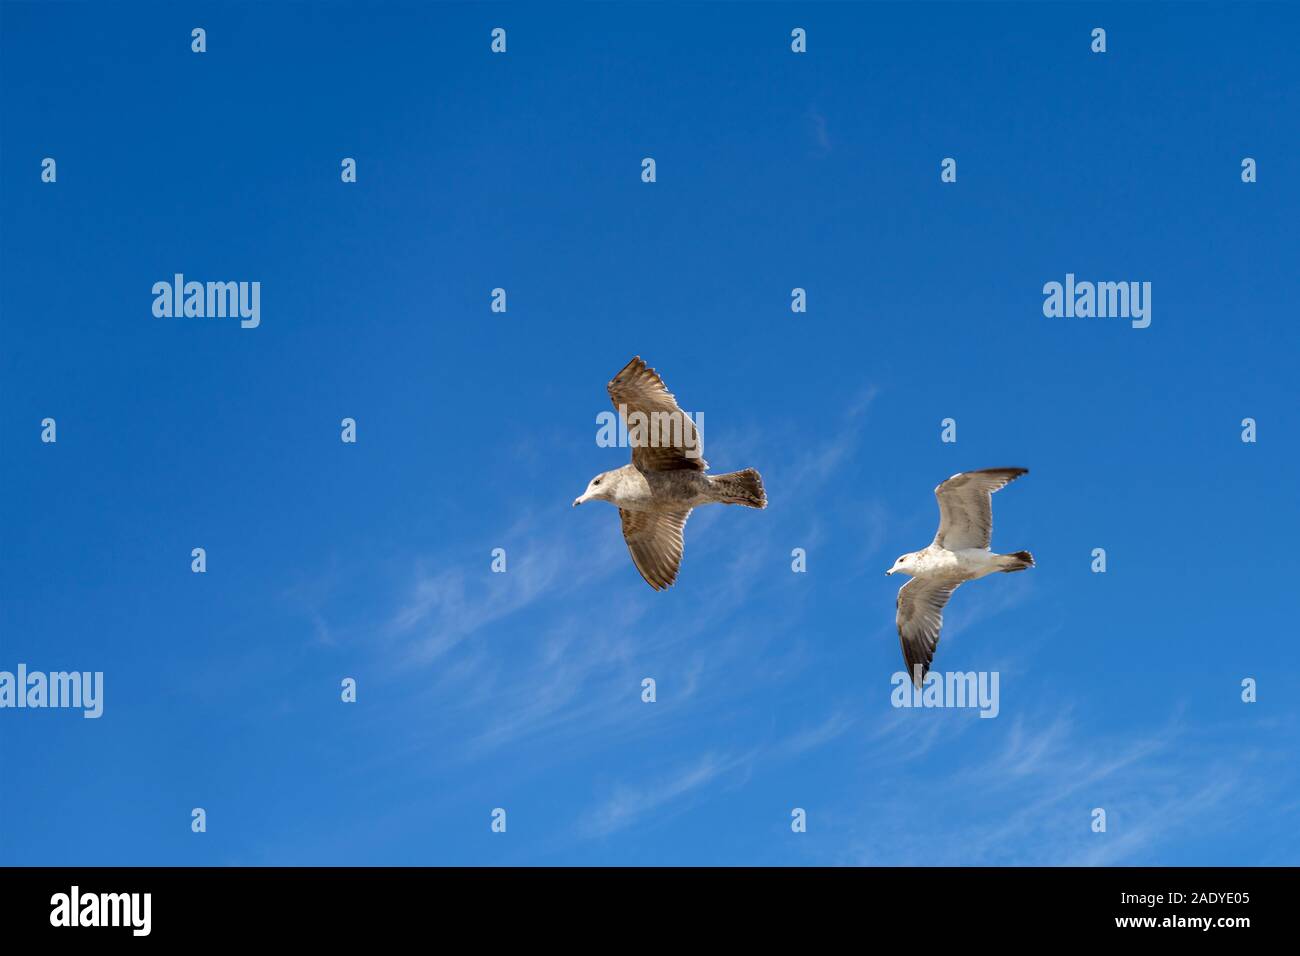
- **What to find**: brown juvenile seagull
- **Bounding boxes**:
[886,468,1034,686]
[573,357,767,590]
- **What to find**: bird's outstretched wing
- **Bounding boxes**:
[619,508,691,590]
[607,357,707,472]
[933,467,1028,551]
[896,578,961,686]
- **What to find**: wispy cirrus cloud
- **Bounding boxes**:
[574,708,860,842]
[828,705,1282,866]
[290,382,897,844]
[806,107,832,156]
[580,751,752,839]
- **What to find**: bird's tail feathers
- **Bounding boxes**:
[999,550,1034,572]
[710,468,767,508]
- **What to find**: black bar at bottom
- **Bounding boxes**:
[0,866,1281,941]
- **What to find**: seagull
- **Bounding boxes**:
[573,357,767,590]
[886,468,1033,685]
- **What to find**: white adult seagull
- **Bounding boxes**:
[887,468,1033,686]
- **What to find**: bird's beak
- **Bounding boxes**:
[885,568,894,576]
[572,495,586,507]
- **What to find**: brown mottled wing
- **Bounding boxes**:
[933,468,1028,551]
[896,578,960,687]
[607,356,707,472]
[619,509,691,590]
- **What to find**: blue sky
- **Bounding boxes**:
[2,1,1297,866]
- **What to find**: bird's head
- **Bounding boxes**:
[886,552,918,577]
[573,471,614,507]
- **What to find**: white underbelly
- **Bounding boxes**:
[954,548,1001,578]
[917,547,999,580]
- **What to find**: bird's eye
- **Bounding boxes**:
[593,479,601,486]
